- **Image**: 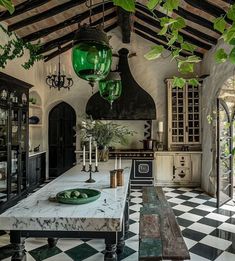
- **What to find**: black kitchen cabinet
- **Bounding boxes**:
[0,72,32,213]
[28,152,46,191]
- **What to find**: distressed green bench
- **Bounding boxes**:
[139,187,190,260]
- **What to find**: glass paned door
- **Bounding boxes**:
[0,107,8,203]
[11,108,19,196]
[217,99,233,207]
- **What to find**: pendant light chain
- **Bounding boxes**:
[102,0,105,28]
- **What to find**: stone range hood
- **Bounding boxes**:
[86,48,156,120]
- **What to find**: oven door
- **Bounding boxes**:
[133,159,153,179]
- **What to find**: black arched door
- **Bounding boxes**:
[49,102,76,177]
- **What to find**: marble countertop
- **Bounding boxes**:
[0,160,131,232]
[29,151,46,157]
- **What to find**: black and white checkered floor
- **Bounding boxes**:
[0,187,235,261]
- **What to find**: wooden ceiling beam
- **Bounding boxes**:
[38,11,117,55]
[134,29,188,58]
[184,0,232,24]
[0,0,51,22]
[220,0,235,3]
[134,21,204,58]
[22,2,114,42]
[135,11,212,50]
[117,6,131,43]
[44,22,118,62]
[136,3,218,35]
[8,0,87,32]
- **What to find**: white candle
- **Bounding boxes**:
[119,157,121,169]
[54,65,56,73]
[158,121,163,132]
[49,64,52,74]
[95,145,98,167]
[89,137,92,165]
[115,156,117,170]
[83,145,85,166]
[62,64,65,74]
[69,68,72,76]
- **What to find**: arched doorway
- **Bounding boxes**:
[217,76,235,207]
[49,102,76,177]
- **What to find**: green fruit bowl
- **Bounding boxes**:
[56,188,101,205]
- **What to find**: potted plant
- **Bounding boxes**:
[75,116,135,161]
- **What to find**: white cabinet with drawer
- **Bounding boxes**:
[154,152,201,187]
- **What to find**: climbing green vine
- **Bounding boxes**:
[0,25,43,69]
[0,0,43,69]
[112,0,235,87]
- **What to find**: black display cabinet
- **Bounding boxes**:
[0,72,32,213]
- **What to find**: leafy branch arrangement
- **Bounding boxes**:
[75,116,135,148]
[0,24,43,69]
[113,0,235,87]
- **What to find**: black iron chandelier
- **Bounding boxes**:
[46,47,73,90]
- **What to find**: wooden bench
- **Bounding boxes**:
[139,187,190,260]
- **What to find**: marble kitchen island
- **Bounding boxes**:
[0,160,132,261]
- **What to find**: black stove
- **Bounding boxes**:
[109,149,154,187]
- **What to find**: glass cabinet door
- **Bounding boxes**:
[10,108,20,196]
[171,86,185,144]
[0,107,8,203]
[20,110,27,191]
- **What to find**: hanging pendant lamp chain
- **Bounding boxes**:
[102,0,105,28]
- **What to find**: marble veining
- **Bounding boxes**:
[0,160,131,232]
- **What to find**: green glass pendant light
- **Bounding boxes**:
[72,26,112,84]
[99,71,122,108]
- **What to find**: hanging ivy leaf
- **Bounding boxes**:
[144,45,164,60]
[181,42,196,53]
[171,48,181,60]
[188,78,199,86]
[168,33,178,46]
[227,4,235,21]
[163,0,180,12]
[112,0,135,12]
[214,48,228,63]
[172,77,186,88]
[222,26,235,43]
[185,55,201,63]
[0,0,14,14]
[147,0,162,11]
[171,17,186,31]
[229,47,235,64]
[178,62,194,74]
[213,16,226,34]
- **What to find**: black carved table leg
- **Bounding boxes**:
[10,231,26,261]
[117,220,125,254]
[47,238,58,248]
[104,232,117,261]
[124,193,130,236]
